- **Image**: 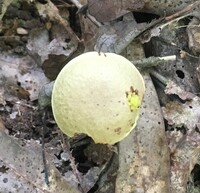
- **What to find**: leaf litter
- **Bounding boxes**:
[0,0,200,193]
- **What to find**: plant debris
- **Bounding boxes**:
[0,0,200,192]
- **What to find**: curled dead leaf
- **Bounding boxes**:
[165,80,195,100]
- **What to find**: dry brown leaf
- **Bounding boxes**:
[140,0,199,17]
[162,97,200,130]
[94,20,145,53]
[0,54,49,102]
[18,69,49,101]
[187,18,200,54]
[80,167,101,192]
[36,0,79,46]
[88,0,145,22]
[165,80,195,100]
[167,130,200,193]
[116,73,170,193]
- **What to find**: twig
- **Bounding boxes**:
[133,56,175,86]
[150,70,168,85]
[132,55,176,68]
[15,101,37,110]
[42,109,49,186]
[153,1,200,33]
[70,0,101,27]
[165,1,200,21]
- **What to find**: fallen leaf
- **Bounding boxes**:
[0,161,41,193]
[162,97,200,130]
[94,19,145,53]
[165,80,195,100]
[18,68,49,101]
[116,73,170,193]
[167,130,200,193]
[187,18,200,54]
[88,0,145,22]
[0,54,38,102]
[36,0,79,46]
[140,0,199,17]
[80,167,101,192]
[0,119,80,193]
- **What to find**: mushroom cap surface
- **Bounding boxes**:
[52,52,145,144]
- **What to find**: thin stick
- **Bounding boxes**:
[42,109,49,186]
[150,70,168,85]
[165,1,200,21]
[70,0,101,27]
[158,55,176,61]
[132,55,176,68]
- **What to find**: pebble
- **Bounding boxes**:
[16,27,28,35]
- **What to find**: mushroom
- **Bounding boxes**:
[52,52,145,144]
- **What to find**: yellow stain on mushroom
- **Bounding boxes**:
[127,92,141,111]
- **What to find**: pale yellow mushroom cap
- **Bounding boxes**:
[52,52,145,144]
